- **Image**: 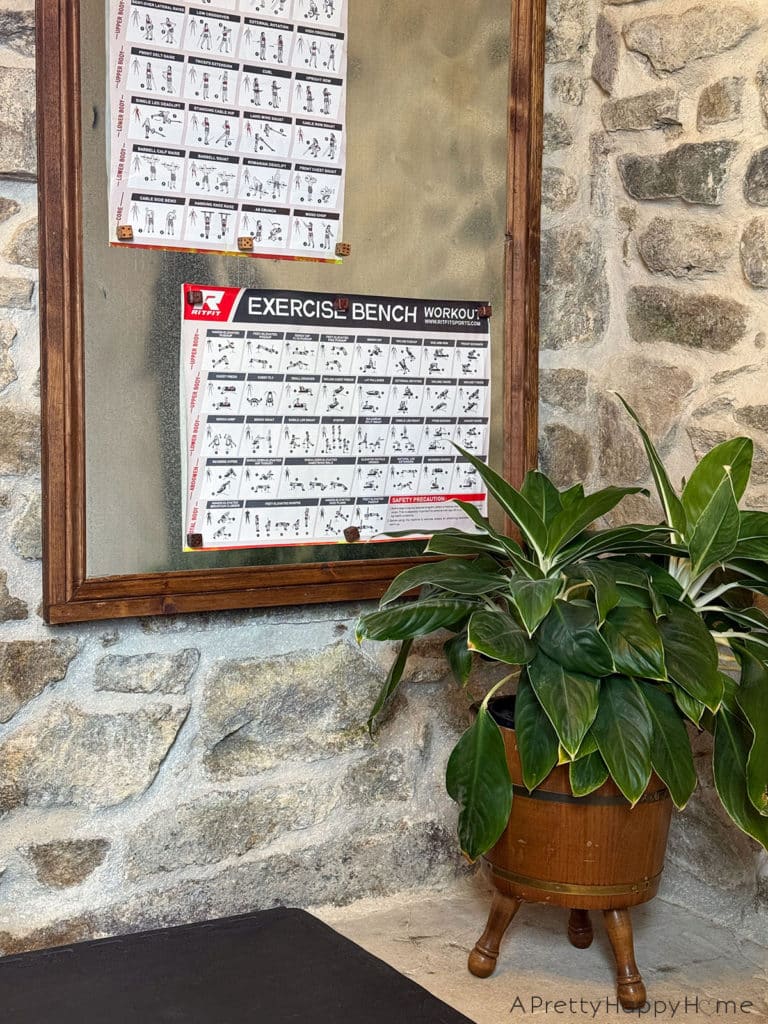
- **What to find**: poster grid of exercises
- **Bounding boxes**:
[108,0,347,261]
[181,287,491,551]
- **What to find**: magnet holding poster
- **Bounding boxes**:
[180,286,492,552]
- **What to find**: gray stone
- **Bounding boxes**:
[0,917,98,957]
[638,217,733,278]
[618,141,738,205]
[740,218,768,288]
[592,13,621,94]
[28,840,109,889]
[614,357,695,440]
[0,320,17,392]
[546,0,589,64]
[697,78,745,128]
[550,68,585,106]
[735,405,768,433]
[539,423,592,487]
[626,287,749,353]
[540,228,609,350]
[745,148,768,206]
[624,5,759,74]
[541,167,578,211]
[0,68,36,178]
[343,749,411,806]
[0,571,27,624]
[0,702,189,810]
[0,277,33,309]
[0,639,78,723]
[539,368,588,411]
[202,642,384,777]
[597,396,649,486]
[602,87,680,132]
[590,132,615,216]
[95,649,200,694]
[0,406,40,474]
[0,198,20,225]
[126,786,330,880]
[9,493,41,559]
[758,61,768,127]
[6,218,37,269]
[542,113,573,153]
[0,11,35,57]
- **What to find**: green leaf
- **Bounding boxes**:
[425,529,509,559]
[687,473,740,578]
[379,557,506,606]
[454,446,549,559]
[671,682,706,726]
[367,639,412,734]
[561,483,585,507]
[683,437,753,523]
[591,676,653,805]
[733,510,768,561]
[656,601,724,712]
[545,487,647,559]
[734,645,768,816]
[569,751,609,796]
[521,471,563,526]
[467,608,536,665]
[452,501,544,578]
[571,731,598,759]
[444,631,473,687]
[538,601,615,676]
[515,673,559,790]
[602,606,667,681]
[552,525,684,571]
[528,651,601,758]
[616,395,687,539]
[508,577,561,636]
[713,710,768,850]
[446,706,513,861]
[356,599,477,642]
[640,684,697,810]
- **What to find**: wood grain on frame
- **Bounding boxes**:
[36,0,545,624]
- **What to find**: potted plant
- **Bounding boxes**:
[356,398,768,1009]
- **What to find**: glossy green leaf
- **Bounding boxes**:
[640,684,697,810]
[671,682,706,725]
[602,606,667,681]
[683,437,753,523]
[467,608,536,665]
[713,710,768,850]
[574,561,621,624]
[591,676,653,805]
[545,487,647,559]
[379,557,505,606]
[443,631,473,687]
[538,601,615,676]
[356,599,477,642]
[425,528,508,559]
[367,639,412,734]
[561,483,585,507]
[656,601,724,712]
[552,525,684,571]
[521,471,563,526]
[452,501,544,578]
[734,645,768,816]
[571,730,599,759]
[446,705,513,861]
[515,673,559,790]
[687,473,740,578]
[528,651,601,758]
[507,577,561,636]
[733,510,768,561]
[454,446,549,559]
[569,751,609,797]
[617,395,687,539]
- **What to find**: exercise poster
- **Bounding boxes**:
[180,286,492,551]
[107,0,347,261]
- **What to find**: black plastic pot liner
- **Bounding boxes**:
[0,907,476,1023]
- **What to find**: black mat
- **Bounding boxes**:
[0,907,476,1023]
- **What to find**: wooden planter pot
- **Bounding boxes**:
[468,698,673,1010]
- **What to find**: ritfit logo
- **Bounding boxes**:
[202,290,225,312]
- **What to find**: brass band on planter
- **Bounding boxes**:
[511,785,670,807]
[488,862,663,897]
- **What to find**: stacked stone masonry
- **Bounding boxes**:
[0,0,764,955]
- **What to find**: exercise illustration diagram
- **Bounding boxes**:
[182,288,492,551]
[110,0,347,260]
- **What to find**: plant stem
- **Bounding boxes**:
[480,672,518,711]
[694,581,743,609]
[560,581,591,602]
[712,631,768,651]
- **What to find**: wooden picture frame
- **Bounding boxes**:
[36,0,546,624]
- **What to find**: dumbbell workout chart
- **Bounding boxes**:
[107,0,347,261]
[181,286,491,551]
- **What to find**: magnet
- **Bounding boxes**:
[187,533,203,548]
[116,225,134,241]
[187,288,204,306]
[335,242,351,257]
[478,305,492,318]
[343,526,360,543]
[238,236,255,252]
[334,297,349,312]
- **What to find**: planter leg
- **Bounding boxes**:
[468,891,521,979]
[603,909,647,1010]
[567,908,593,949]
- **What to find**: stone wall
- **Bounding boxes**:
[541,0,768,939]
[0,0,765,955]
